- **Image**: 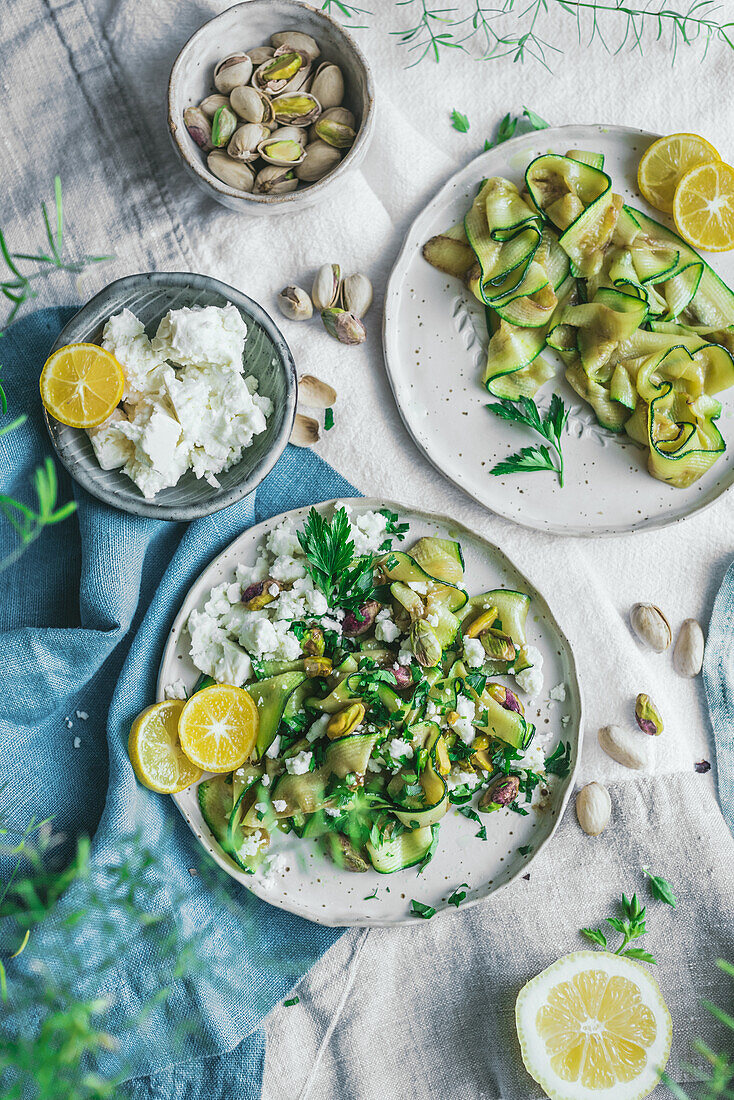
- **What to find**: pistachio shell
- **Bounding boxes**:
[310,62,344,109]
[271,92,321,126]
[230,85,272,125]
[254,164,298,195]
[278,287,313,322]
[320,106,356,129]
[576,782,611,836]
[207,151,255,192]
[184,107,212,150]
[198,94,230,119]
[312,263,341,311]
[673,618,705,677]
[245,45,275,66]
[341,273,373,318]
[597,724,648,771]
[294,140,341,182]
[298,374,337,408]
[213,54,253,94]
[269,125,306,146]
[629,603,672,652]
[290,412,320,447]
[228,122,270,162]
[270,30,321,62]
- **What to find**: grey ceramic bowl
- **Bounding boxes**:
[168,0,375,214]
[44,272,297,521]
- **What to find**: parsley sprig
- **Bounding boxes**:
[484,106,549,150]
[581,893,656,964]
[297,507,375,612]
[451,109,470,132]
[488,393,569,486]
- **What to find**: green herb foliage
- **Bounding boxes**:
[660,959,733,1099]
[451,109,470,132]
[544,740,573,777]
[488,394,569,486]
[324,407,335,431]
[581,893,656,964]
[485,106,549,150]
[297,506,375,612]
[410,898,436,919]
[447,882,469,907]
[283,996,300,1007]
[642,867,676,908]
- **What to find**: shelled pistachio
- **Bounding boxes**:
[211,105,238,147]
[321,307,365,346]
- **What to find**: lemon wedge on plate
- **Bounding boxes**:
[40,343,125,428]
[128,699,202,794]
[637,132,720,214]
[178,684,259,773]
[515,950,672,1100]
[673,160,734,252]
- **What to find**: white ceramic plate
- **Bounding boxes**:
[158,499,582,927]
[383,124,734,536]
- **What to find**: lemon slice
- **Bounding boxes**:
[178,684,259,773]
[128,700,202,794]
[516,950,672,1100]
[40,343,125,428]
[673,161,734,252]
[638,132,721,214]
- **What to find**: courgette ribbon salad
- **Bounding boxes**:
[187,505,567,877]
[424,149,734,488]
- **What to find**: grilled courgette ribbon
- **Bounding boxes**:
[423,148,734,487]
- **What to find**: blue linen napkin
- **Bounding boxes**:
[0,307,357,1097]
[703,559,734,837]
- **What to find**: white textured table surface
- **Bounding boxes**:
[5,0,733,1094]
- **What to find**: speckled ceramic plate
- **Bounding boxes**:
[158,499,583,927]
[383,124,734,536]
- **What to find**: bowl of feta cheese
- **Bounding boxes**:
[43,272,297,520]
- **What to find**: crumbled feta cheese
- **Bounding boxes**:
[261,773,271,787]
[397,648,413,666]
[164,679,187,700]
[449,694,476,745]
[237,614,279,658]
[76,711,89,721]
[265,736,282,759]
[65,717,73,729]
[376,608,392,622]
[375,618,400,644]
[73,736,81,749]
[320,617,343,635]
[447,769,482,791]
[87,408,135,470]
[270,555,307,583]
[240,830,265,857]
[521,743,546,774]
[272,799,287,813]
[286,750,313,775]
[367,759,383,773]
[549,682,566,702]
[325,806,341,817]
[255,802,268,814]
[387,739,414,763]
[425,700,439,718]
[426,613,439,627]
[266,518,303,559]
[407,581,428,595]
[515,646,544,697]
[101,308,167,403]
[306,714,331,743]
[335,503,389,555]
[561,715,570,728]
[153,303,247,371]
[463,637,485,668]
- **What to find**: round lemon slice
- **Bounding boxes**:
[515,950,672,1100]
[40,343,125,428]
[128,700,202,794]
[638,132,720,214]
[178,684,259,773]
[673,161,734,252]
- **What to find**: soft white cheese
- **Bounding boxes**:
[164,679,187,700]
[449,693,477,746]
[101,309,167,404]
[86,409,135,470]
[387,739,414,763]
[265,735,282,760]
[153,303,247,371]
[286,750,313,775]
[549,682,566,702]
[213,638,252,687]
[375,618,400,644]
[272,799,287,813]
[306,714,331,743]
[515,645,544,698]
[463,637,486,668]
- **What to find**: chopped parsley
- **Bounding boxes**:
[450,109,470,132]
[324,407,334,431]
[410,899,436,919]
[545,740,572,777]
[283,996,300,1007]
[447,883,469,907]
[457,805,487,840]
[518,844,532,856]
[297,506,375,612]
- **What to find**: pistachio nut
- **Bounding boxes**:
[213,54,253,95]
[302,626,325,657]
[312,263,341,310]
[230,85,273,126]
[341,273,373,319]
[184,107,213,150]
[482,630,516,663]
[391,665,414,690]
[673,618,705,678]
[271,92,321,127]
[254,49,309,95]
[211,104,238,147]
[241,577,280,610]
[228,122,270,161]
[478,775,520,812]
[321,307,366,346]
[297,374,337,408]
[410,620,442,668]
[486,683,523,715]
[435,735,451,777]
[576,782,611,836]
[207,151,255,192]
[310,62,345,109]
[314,117,356,149]
[320,106,356,129]
[303,656,333,677]
[277,285,313,322]
[257,137,306,166]
[464,606,498,638]
[635,693,664,736]
[199,94,230,119]
[253,164,299,195]
[245,45,275,66]
[270,30,321,62]
[598,724,648,770]
[342,599,380,637]
[323,832,368,872]
[269,125,307,146]
[289,412,320,446]
[629,602,672,652]
[294,140,341,182]
[327,702,366,740]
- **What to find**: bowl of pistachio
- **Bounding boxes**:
[168,0,375,213]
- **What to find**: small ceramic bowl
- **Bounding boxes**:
[168,0,375,214]
[43,272,297,521]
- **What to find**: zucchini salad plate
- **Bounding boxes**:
[158,500,581,926]
[383,124,734,536]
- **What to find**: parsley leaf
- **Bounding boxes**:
[545,740,572,778]
[297,506,376,612]
[522,106,549,130]
[447,882,469,908]
[484,106,549,151]
[642,867,676,908]
[410,899,436,919]
[416,828,439,874]
[451,109,470,132]
[488,394,570,486]
[324,407,335,431]
[457,805,487,840]
[582,893,656,964]
[284,996,300,1006]
[518,844,532,856]
[581,927,608,949]
[363,888,378,900]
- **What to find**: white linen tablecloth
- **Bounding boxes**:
[4,0,733,1094]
